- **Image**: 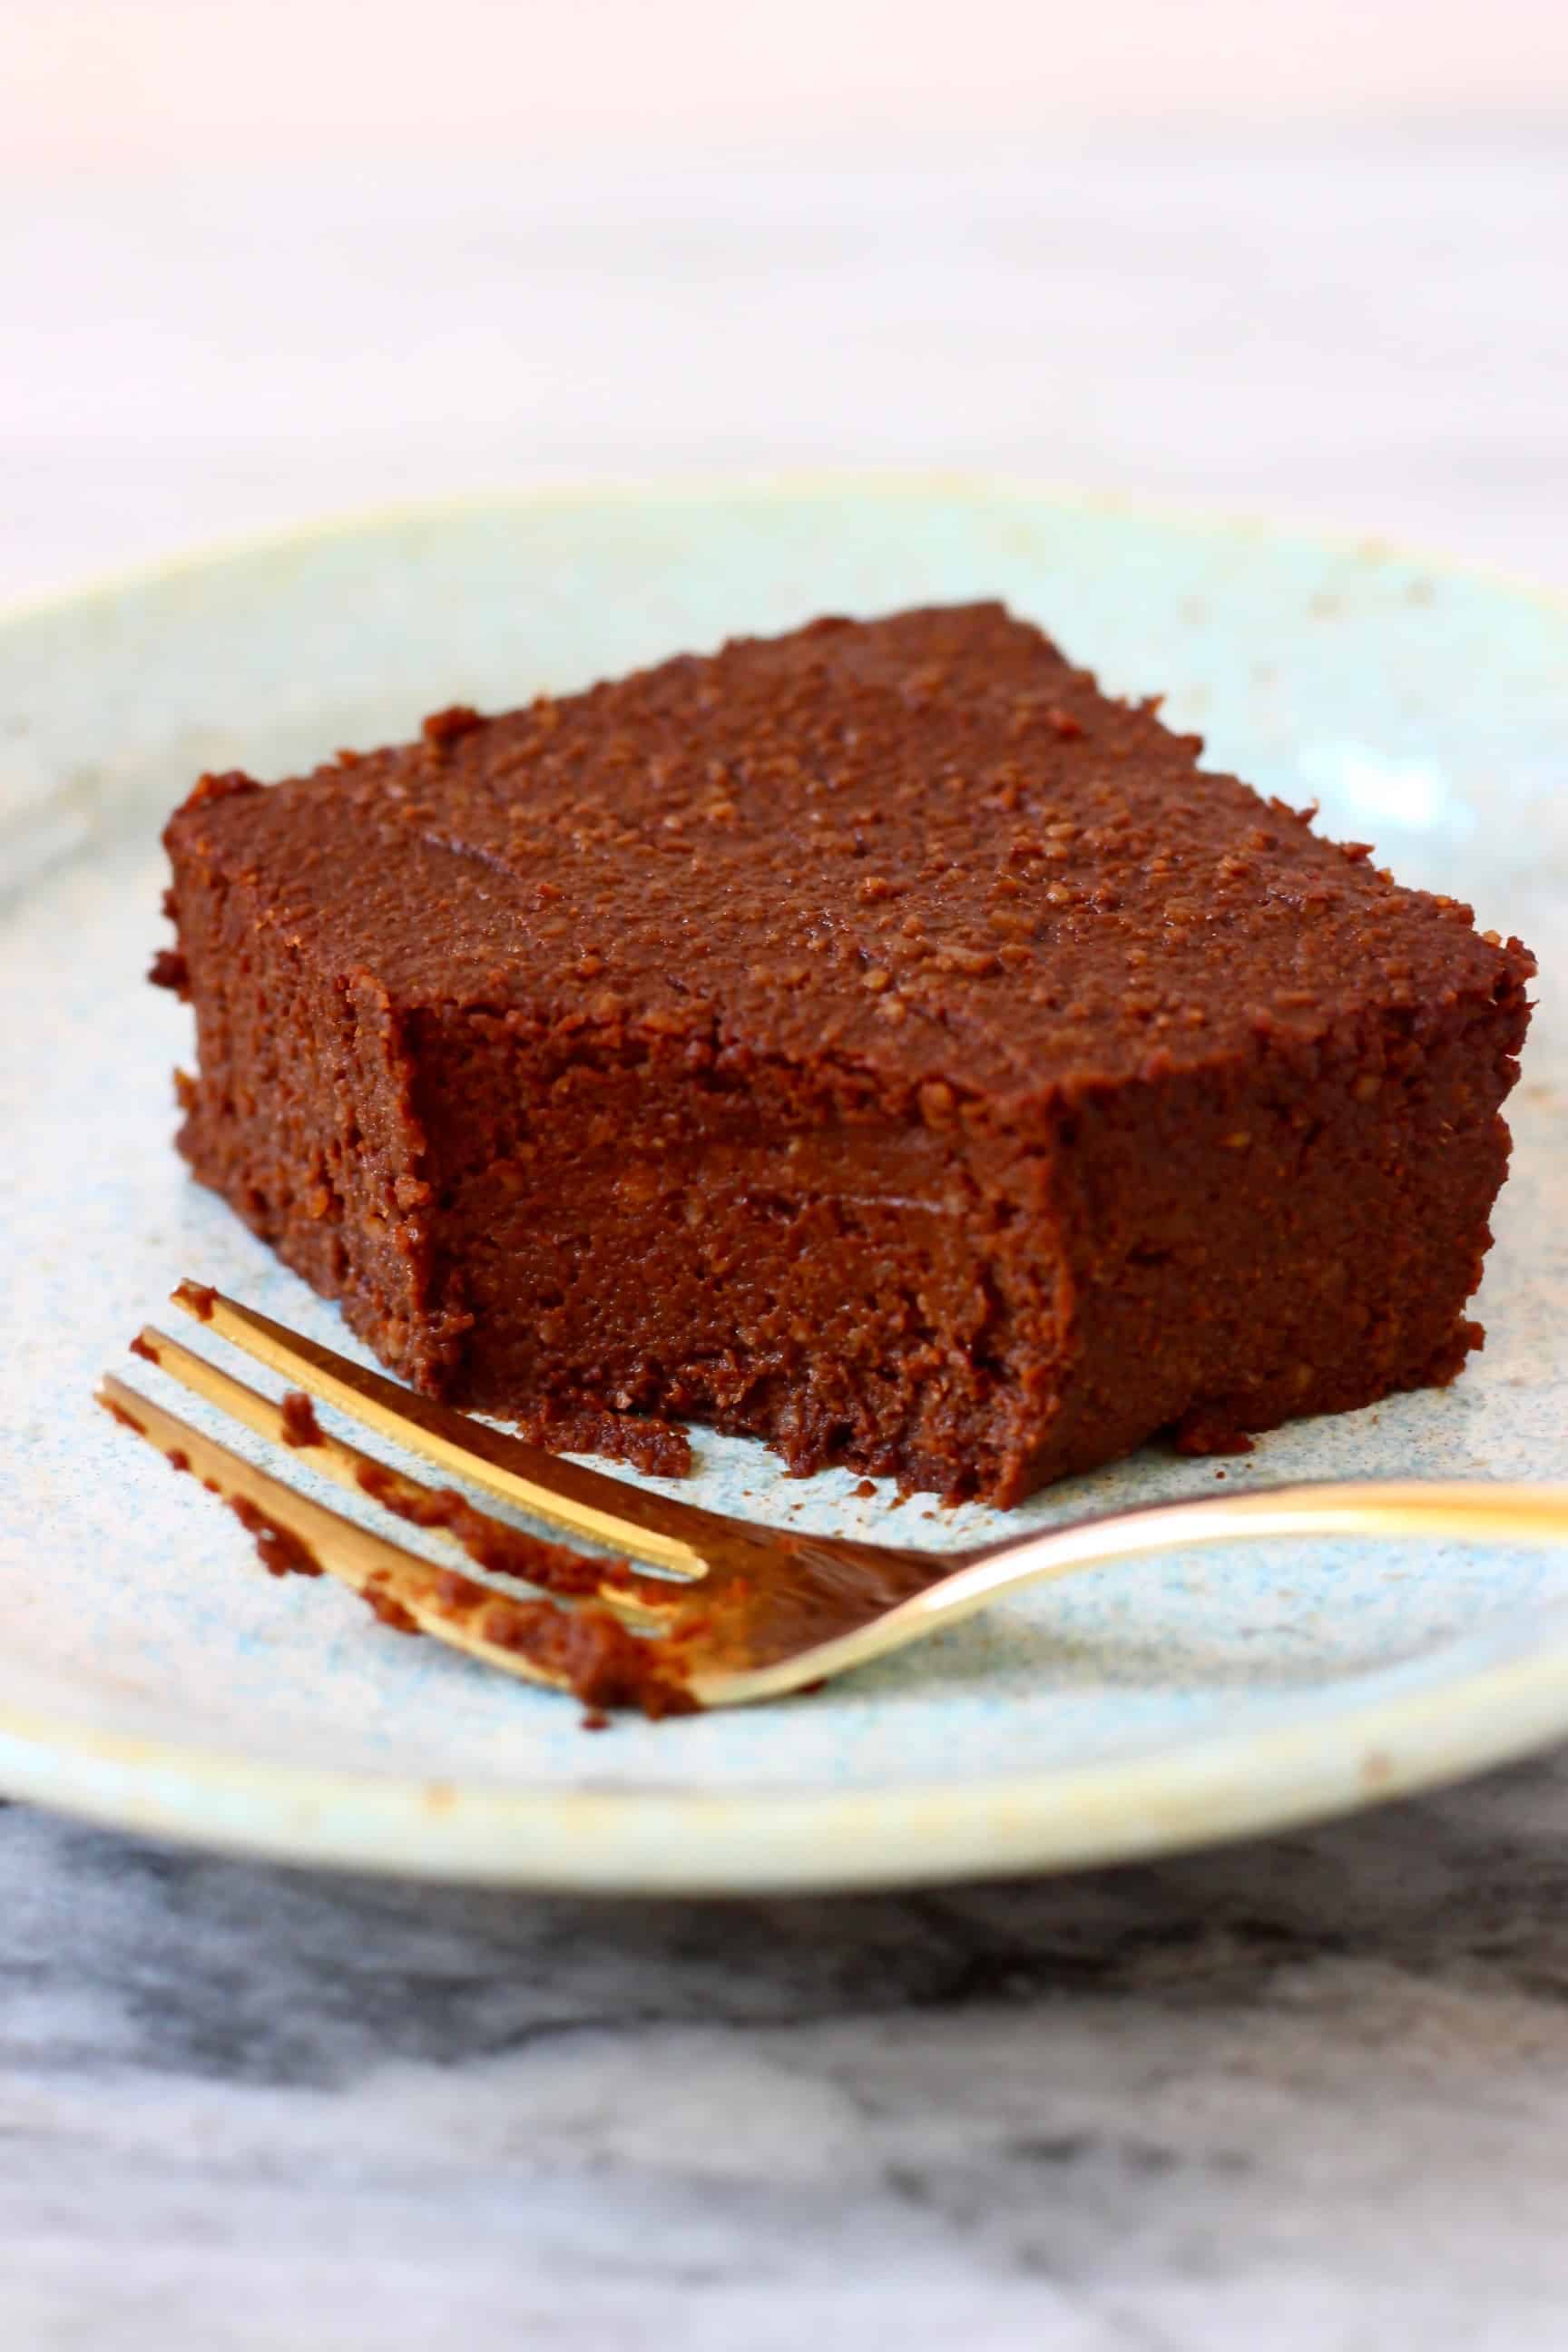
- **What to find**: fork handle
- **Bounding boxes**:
[936,1478,1568,1619]
[702,1478,1568,1705]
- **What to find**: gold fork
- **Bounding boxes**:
[97,1281,1568,1716]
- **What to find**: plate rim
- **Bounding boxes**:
[8,473,1566,1889]
[4,1641,1568,1890]
[5,466,1568,637]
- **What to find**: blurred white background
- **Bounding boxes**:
[5,0,1567,597]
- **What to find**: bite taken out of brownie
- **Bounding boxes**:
[154,603,1534,1507]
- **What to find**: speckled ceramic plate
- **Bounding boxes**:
[3,480,1565,1891]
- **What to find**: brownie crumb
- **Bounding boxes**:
[174,1279,218,1322]
[305,1476,691,1721]
[128,1333,160,1366]
[431,1565,483,1615]
[148,946,190,995]
[354,1460,621,1595]
[279,1389,325,1448]
[422,704,485,751]
[1173,1408,1258,1459]
[186,769,261,808]
[475,1589,696,1718]
[229,1495,322,1578]
[101,1396,146,1436]
[852,1477,877,1499]
[333,1511,697,1719]
[362,1579,421,1634]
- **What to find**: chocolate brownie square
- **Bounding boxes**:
[156,604,1534,1503]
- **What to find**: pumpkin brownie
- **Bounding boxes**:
[155,603,1534,1504]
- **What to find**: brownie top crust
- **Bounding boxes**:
[169,602,1531,1100]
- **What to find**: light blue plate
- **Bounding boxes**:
[2,480,1564,1890]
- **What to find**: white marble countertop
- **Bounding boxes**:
[9,1764,1568,2347]
[6,128,1568,2347]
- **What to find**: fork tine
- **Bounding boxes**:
[136,1326,436,1520]
[96,1374,599,1700]
[132,1328,683,1625]
[99,1375,696,1712]
[170,1282,710,1574]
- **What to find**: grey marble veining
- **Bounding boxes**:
[6,1754,1568,2348]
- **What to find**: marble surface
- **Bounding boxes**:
[7,1760,1568,2348]
[6,127,1568,2344]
